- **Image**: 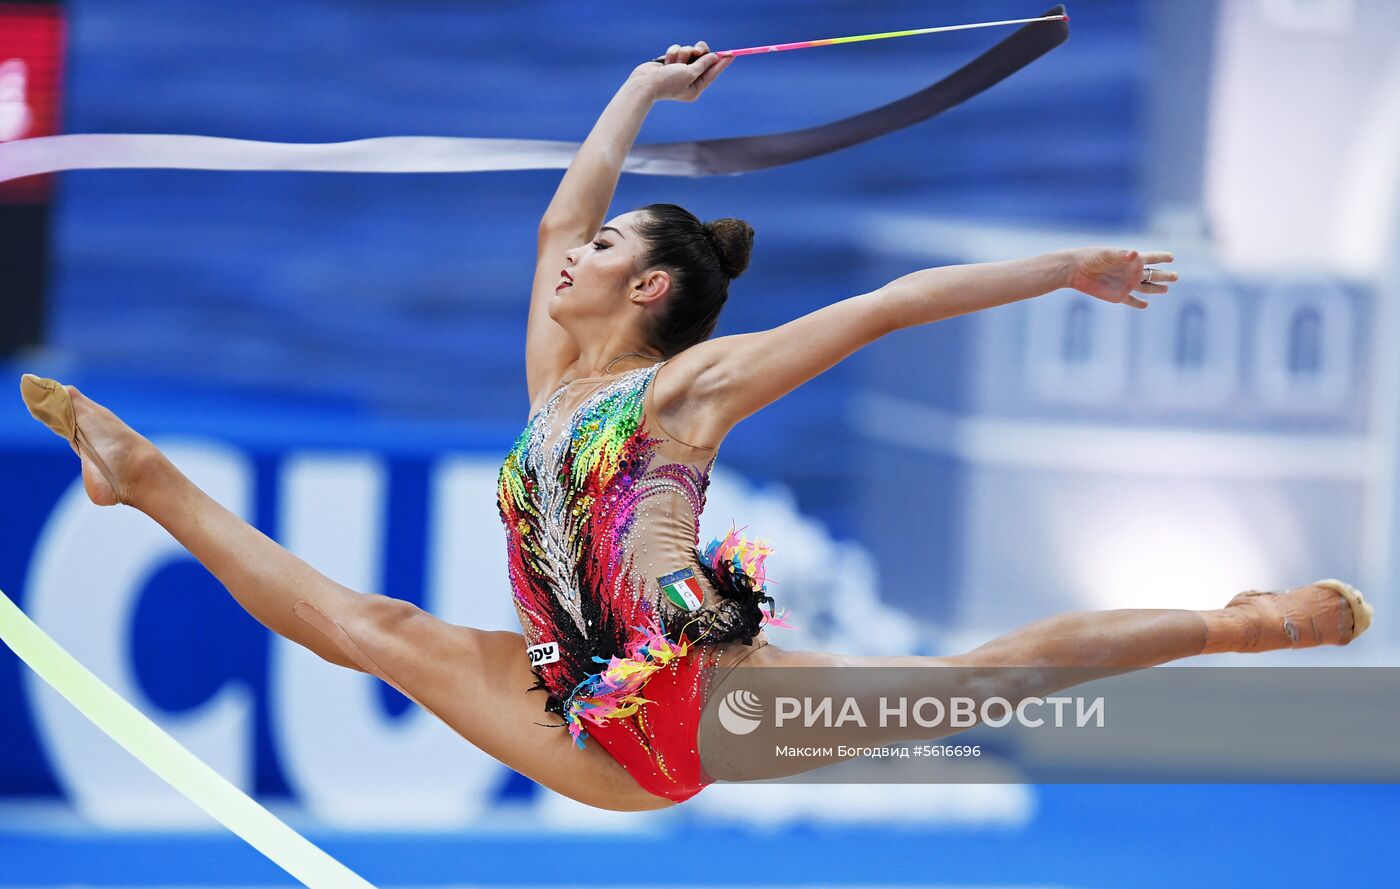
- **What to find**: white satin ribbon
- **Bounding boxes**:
[0,587,377,889]
[0,12,1070,185]
[0,132,704,182]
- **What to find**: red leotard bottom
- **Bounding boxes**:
[584,641,764,803]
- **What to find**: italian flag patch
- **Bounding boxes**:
[658,567,704,611]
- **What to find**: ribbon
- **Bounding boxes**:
[0,587,376,888]
[0,8,1067,183]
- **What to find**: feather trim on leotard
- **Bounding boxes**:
[559,601,696,747]
[556,523,794,746]
[690,522,796,641]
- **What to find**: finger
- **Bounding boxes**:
[1140,269,1178,284]
[1114,248,1144,277]
[1141,251,1174,265]
[687,50,720,79]
[692,52,727,88]
[1124,295,1149,309]
[1133,282,1169,295]
[666,44,682,63]
[679,44,697,62]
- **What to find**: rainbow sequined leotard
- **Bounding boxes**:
[496,360,785,750]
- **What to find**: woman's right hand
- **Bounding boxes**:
[630,41,734,103]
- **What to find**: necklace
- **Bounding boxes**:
[558,350,665,391]
[600,350,664,375]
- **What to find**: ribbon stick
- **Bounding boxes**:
[0,7,1067,184]
[0,587,377,889]
[650,12,1069,60]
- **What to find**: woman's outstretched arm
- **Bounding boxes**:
[525,42,733,401]
[659,248,1177,445]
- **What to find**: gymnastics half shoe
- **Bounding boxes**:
[19,374,129,505]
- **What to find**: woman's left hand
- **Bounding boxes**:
[1064,247,1177,309]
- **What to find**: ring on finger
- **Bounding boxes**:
[1140,268,1156,285]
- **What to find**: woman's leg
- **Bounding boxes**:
[699,588,1365,781]
[49,386,672,812]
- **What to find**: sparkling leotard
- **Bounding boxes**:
[496,360,776,745]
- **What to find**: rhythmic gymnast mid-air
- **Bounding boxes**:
[20,40,1372,811]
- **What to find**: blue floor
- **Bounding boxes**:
[2,786,1397,888]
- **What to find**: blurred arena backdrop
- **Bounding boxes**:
[2,0,1399,886]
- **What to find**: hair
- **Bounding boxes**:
[631,203,754,357]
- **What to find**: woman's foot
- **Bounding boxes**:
[19,375,158,507]
[1202,579,1373,654]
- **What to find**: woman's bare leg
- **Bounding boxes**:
[48,386,673,812]
[700,590,1364,780]
[867,607,1212,672]
[64,386,402,671]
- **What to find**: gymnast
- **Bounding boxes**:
[19,40,1372,811]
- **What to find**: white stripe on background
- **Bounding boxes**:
[857,392,1374,481]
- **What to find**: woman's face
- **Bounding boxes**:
[548,210,660,325]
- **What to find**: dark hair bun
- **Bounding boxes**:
[703,218,754,279]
